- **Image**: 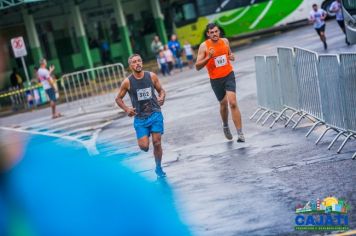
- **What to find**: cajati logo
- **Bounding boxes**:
[295,197,350,231]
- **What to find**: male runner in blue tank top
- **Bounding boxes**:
[116,54,167,178]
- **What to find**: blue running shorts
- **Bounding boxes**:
[134,112,164,139]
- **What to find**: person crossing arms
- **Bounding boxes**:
[195,23,245,143]
[115,54,167,178]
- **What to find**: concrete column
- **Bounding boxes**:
[22,9,43,64]
[71,4,93,69]
[113,0,133,58]
[150,0,168,44]
[47,32,58,59]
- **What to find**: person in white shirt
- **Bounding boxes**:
[183,41,194,69]
[329,0,350,45]
[163,45,174,73]
[37,58,61,119]
[309,4,328,50]
[157,50,170,76]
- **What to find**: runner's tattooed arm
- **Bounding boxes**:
[195,42,214,71]
[115,78,137,117]
[151,72,165,106]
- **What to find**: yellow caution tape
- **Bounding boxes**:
[0,84,42,98]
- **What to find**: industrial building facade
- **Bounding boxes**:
[0,0,172,84]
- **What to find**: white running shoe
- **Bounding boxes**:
[237,133,245,142]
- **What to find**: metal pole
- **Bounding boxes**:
[20,56,31,86]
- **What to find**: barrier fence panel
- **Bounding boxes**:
[315,55,348,147]
[254,56,267,108]
[271,47,301,128]
[0,85,42,112]
[250,56,268,120]
[294,47,323,126]
[336,53,356,153]
[260,56,283,126]
[253,47,355,158]
[61,63,125,108]
[317,55,345,130]
[277,47,299,110]
[339,53,356,133]
[266,56,283,112]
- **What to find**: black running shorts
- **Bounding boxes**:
[210,71,236,102]
[337,20,345,30]
[315,24,326,36]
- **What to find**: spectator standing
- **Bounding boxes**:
[10,68,23,89]
[151,35,163,57]
[168,34,183,72]
[163,45,174,73]
[37,58,61,119]
[183,40,194,69]
[157,50,170,76]
[100,39,111,64]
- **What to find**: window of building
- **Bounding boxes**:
[173,1,198,27]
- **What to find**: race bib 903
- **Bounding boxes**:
[137,88,152,101]
[214,55,227,67]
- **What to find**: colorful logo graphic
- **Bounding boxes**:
[295,197,350,231]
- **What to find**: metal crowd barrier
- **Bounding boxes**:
[251,55,287,126]
[60,63,126,109]
[261,56,284,125]
[269,47,300,128]
[250,56,268,122]
[293,47,324,131]
[0,84,42,112]
[0,63,126,114]
[251,47,356,159]
[338,53,356,155]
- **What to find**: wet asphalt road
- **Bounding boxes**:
[1,20,355,235]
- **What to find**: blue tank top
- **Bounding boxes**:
[128,71,161,118]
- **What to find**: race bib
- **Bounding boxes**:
[214,55,227,67]
[137,88,152,101]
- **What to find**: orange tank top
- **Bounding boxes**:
[205,38,233,79]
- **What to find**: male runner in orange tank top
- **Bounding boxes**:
[195,23,245,142]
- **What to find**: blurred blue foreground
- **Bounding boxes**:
[0,133,191,236]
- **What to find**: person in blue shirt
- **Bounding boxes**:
[168,34,183,72]
[100,39,111,64]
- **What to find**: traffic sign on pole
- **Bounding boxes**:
[11,36,30,86]
[11,36,28,58]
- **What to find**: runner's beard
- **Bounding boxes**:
[134,65,143,73]
[211,35,219,41]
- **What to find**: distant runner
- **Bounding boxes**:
[329,0,350,45]
[195,23,245,143]
[115,54,167,177]
[309,4,328,50]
